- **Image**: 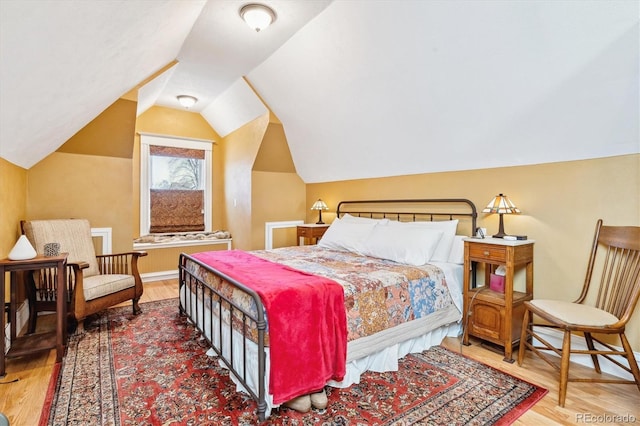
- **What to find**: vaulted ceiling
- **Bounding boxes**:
[1,0,637,183]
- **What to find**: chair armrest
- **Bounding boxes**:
[96,251,148,260]
[96,251,147,275]
[67,261,90,271]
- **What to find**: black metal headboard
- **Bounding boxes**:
[336,198,477,235]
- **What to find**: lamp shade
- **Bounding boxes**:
[311,199,329,211]
[482,194,520,214]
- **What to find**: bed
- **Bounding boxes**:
[178,198,477,421]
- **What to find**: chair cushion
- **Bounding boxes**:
[23,219,101,277]
[529,299,619,327]
[83,274,135,301]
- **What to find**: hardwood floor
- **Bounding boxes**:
[1,279,638,425]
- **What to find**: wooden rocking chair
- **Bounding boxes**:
[517,219,640,406]
[22,219,147,332]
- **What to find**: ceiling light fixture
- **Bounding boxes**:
[177,95,198,109]
[240,3,276,32]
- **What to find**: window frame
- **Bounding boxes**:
[139,133,213,236]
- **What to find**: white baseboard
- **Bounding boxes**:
[142,270,179,283]
[533,326,640,381]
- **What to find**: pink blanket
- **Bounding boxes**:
[191,250,347,404]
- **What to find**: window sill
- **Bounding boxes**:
[134,238,232,250]
[133,231,232,250]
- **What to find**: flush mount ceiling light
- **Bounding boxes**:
[177,95,198,109]
[240,3,276,32]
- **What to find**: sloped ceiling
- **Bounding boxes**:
[0,0,206,169]
[249,0,639,182]
[1,1,638,183]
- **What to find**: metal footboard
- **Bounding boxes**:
[178,253,268,422]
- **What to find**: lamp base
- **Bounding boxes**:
[492,213,507,238]
[316,221,325,225]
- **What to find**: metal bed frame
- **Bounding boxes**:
[178,198,477,421]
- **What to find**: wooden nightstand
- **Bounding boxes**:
[462,238,534,362]
[297,224,330,245]
[0,254,68,377]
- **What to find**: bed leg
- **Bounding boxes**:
[257,401,267,422]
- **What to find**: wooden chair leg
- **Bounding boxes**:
[133,298,142,315]
[583,332,601,374]
[559,329,572,407]
[517,308,530,366]
[619,333,640,392]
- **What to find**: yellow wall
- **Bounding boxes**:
[27,153,133,253]
[307,154,640,350]
[137,243,229,275]
[25,99,137,253]
[220,114,268,250]
[220,114,306,250]
[253,123,297,173]
[252,170,306,248]
[58,99,137,158]
[0,158,27,258]
[251,120,306,249]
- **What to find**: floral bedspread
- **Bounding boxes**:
[183,245,456,343]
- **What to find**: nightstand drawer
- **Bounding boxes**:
[469,244,506,262]
[298,227,314,238]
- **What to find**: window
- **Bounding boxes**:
[140,134,213,235]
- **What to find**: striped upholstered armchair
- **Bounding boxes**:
[22,219,147,332]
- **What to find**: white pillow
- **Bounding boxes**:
[340,213,389,225]
[447,235,467,264]
[318,218,376,253]
[361,222,444,266]
[388,219,459,262]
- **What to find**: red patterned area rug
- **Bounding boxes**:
[39,298,547,425]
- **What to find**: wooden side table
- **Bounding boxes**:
[462,238,534,362]
[297,224,330,246]
[0,253,68,377]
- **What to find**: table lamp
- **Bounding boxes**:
[310,199,329,224]
[482,194,520,238]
